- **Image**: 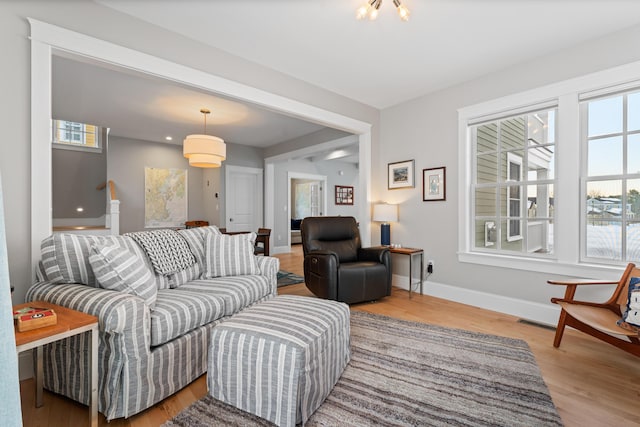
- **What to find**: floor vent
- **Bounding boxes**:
[517,319,556,331]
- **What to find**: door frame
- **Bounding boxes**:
[287,172,328,249]
[224,165,263,231]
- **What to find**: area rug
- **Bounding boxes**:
[163,311,562,426]
[276,270,305,287]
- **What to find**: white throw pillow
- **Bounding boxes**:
[89,244,157,309]
[204,232,259,278]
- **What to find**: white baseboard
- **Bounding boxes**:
[392,274,560,327]
[271,245,290,255]
[19,350,33,381]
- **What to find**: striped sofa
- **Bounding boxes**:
[25,226,279,421]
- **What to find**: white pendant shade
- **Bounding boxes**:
[183,134,226,168]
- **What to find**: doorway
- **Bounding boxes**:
[30,19,373,272]
[287,172,327,248]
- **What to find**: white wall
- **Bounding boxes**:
[0,1,378,305]
[378,23,640,316]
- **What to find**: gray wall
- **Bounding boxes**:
[4,0,640,315]
[378,24,640,306]
[107,136,206,233]
[52,146,107,220]
[0,1,377,305]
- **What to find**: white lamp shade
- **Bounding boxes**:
[189,153,222,168]
[373,203,398,223]
[183,134,226,163]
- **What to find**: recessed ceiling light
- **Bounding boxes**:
[76,207,84,212]
[165,136,173,141]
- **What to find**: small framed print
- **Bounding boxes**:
[388,160,415,189]
[423,167,446,201]
[335,185,354,205]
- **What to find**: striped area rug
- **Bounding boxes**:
[163,311,562,426]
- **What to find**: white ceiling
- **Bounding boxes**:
[52,55,327,147]
[97,0,640,109]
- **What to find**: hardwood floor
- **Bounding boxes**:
[20,245,640,426]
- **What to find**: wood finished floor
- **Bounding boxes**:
[20,245,640,426]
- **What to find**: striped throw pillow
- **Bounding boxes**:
[204,232,259,278]
[622,277,640,327]
[89,244,158,309]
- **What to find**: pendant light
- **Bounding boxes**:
[183,108,226,168]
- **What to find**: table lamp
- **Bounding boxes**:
[373,203,398,246]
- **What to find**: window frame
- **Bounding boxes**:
[580,92,640,264]
[458,59,640,278]
[52,120,102,153]
[506,151,523,242]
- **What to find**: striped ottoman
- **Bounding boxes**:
[207,295,350,427]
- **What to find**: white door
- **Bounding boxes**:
[225,166,263,232]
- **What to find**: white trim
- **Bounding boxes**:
[458,52,640,277]
[29,18,374,268]
[506,152,523,242]
[31,37,52,278]
[52,143,102,154]
[271,245,290,255]
[264,132,372,250]
[287,172,328,250]
[392,275,561,326]
[19,351,33,381]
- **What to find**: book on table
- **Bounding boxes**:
[13,306,58,332]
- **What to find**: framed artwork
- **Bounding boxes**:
[388,160,415,189]
[335,185,354,205]
[423,166,446,201]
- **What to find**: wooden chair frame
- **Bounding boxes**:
[549,263,640,357]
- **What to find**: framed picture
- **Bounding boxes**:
[388,160,415,189]
[335,185,354,205]
[423,166,446,201]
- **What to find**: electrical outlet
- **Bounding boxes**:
[427,260,434,274]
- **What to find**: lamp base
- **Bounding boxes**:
[380,223,390,246]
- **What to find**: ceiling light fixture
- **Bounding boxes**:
[356,0,410,21]
[183,108,226,168]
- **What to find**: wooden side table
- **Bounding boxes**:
[389,247,424,299]
[14,301,99,427]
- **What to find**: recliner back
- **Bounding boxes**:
[301,216,361,263]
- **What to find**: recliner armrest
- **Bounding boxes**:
[303,251,340,300]
[306,250,340,266]
[358,246,390,264]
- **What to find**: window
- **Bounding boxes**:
[459,60,640,275]
[52,120,101,151]
[582,91,640,262]
[470,108,556,256]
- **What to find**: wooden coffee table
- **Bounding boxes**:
[14,301,99,427]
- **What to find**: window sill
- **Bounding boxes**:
[458,251,624,280]
[52,143,102,154]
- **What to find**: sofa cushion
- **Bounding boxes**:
[150,288,226,346]
[203,233,259,278]
[179,275,272,316]
[89,244,158,309]
[167,226,222,288]
[127,229,195,275]
[40,233,170,289]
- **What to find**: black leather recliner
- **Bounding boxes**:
[301,216,391,304]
